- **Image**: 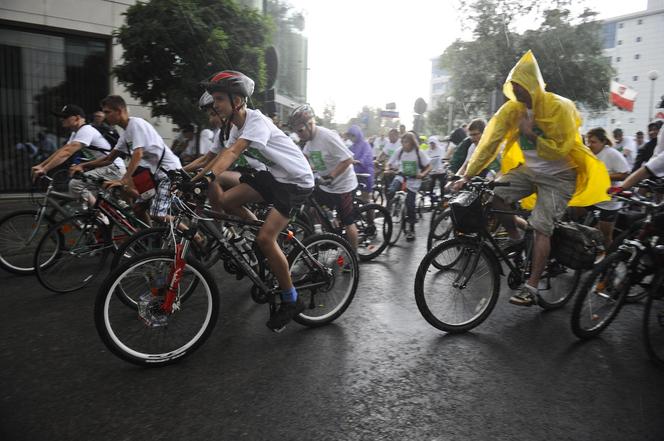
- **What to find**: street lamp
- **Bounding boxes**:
[446,96,456,134]
[648,70,659,121]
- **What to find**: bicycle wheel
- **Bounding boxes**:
[427,208,454,251]
[111,227,172,269]
[289,233,358,327]
[356,203,392,261]
[95,250,219,366]
[609,221,649,304]
[34,214,112,293]
[536,261,581,310]
[0,209,53,275]
[414,237,501,333]
[571,251,630,339]
[372,188,384,206]
[643,275,664,369]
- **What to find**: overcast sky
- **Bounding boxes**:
[285,0,648,125]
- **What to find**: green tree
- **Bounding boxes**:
[427,0,612,134]
[113,0,270,127]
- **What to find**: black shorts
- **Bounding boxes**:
[590,205,619,222]
[240,170,312,217]
[313,187,356,226]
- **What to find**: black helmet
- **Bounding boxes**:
[289,104,316,129]
[201,70,254,98]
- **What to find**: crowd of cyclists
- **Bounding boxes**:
[1,50,663,367]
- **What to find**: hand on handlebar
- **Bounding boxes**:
[69,164,85,177]
[450,176,469,192]
[31,165,46,182]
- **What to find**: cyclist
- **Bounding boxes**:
[452,50,610,306]
[387,132,432,241]
[346,125,374,207]
[426,136,447,204]
[194,70,315,332]
[69,95,182,223]
[31,104,126,207]
[584,127,630,248]
[290,105,359,249]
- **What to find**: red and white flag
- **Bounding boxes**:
[610,81,637,112]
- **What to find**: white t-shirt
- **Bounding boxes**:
[388,147,431,192]
[68,125,126,172]
[427,145,447,174]
[614,136,637,168]
[654,129,664,157]
[645,151,664,177]
[115,117,181,179]
[373,136,386,158]
[518,124,574,175]
[228,108,314,188]
[595,146,630,211]
[303,126,358,194]
[383,140,401,160]
[198,129,214,156]
[210,127,266,171]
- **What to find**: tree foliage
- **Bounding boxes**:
[113,0,270,127]
[428,0,613,134]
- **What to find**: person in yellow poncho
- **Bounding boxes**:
[452,50,610,307]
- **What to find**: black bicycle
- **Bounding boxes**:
[95,172,359,366]
[414,177,583,333]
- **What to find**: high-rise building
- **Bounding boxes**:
[582,0,664,136]
[429,58,451,111]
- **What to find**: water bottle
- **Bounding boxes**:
[314,223,323,234]
[231,233,258,267]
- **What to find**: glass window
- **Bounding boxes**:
[0,25,110,192]
[619,23,623,28]
[636,36,642,42]
[638,19,643,24]
[633,75,639,81]
[618,40,622,45]
[635,54,640,60]
[616,57,621,62]
[603,22,616,49]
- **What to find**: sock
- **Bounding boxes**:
[280,287,298,303]
[524,283,538,294]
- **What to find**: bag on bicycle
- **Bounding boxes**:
[449,191,484,233]
[551,222,604,270]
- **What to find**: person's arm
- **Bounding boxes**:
[196,139,250,181]
[69,149,120,176]
[620,167,651,190]
[183,151,215,173]
[32,141,83,180]
[417,164,432,179]
[610,172,628,181]
[327,158,353,179]
[104,148,142,189]
[530,101,577,162]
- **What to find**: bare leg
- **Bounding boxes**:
[256,208,293,290]
[597,220,614,250]
[492,196,521,240]
[345,223,358,250]
[527,230,551,288]
[219,183,261,221]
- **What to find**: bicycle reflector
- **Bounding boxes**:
[337,255,345,267]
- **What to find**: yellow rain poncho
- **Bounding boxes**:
[465,50,610,208]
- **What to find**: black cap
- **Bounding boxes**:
[53,104,85,118]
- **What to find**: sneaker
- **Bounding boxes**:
[406,228,415,242]
[266,297,305,332]
[509,284,538,307]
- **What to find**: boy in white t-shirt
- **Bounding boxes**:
[69,96,181,222]
[289,104,359,249]
[31,104,125,207]
[426,136,448,204]
[195,71,315,332]
[387,132,432,241]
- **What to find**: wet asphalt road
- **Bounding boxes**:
[1,208,663,441]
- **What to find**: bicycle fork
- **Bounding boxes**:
[452,242,482,289]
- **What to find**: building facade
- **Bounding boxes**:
[429,58,451,111]
[582,0,664,136]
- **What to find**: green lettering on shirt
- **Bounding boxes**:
[308,151,326,172]
[402,160,418,177]
[519,126,544,151]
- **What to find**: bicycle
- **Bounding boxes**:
[414,177,583,333]
[643,266,664,369]
[296,180,392,261]
[571,188,664,339]
[94,172,359,366]
[0,175,79,275]
[33,174,149,293]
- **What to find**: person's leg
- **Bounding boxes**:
[406,189,416,240]
[256,208,292,290]
[219,183,262,221]
[492,167,536,240]
[338,192,358,250]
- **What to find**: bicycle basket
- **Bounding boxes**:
[551,222,605,270]
[449,191,484,233]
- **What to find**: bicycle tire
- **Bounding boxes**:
[414,237,501,333]
[95,250,219,367]
[388,196,405,245]
[34,214,112,293]
[356,203,392,261]
[427,208,454,252]
[643,275,664,369]
[0,209,55,275]
[536,262,581,310]
[609,221,649,303]
[289,233,359,327]
[570,251,630,339]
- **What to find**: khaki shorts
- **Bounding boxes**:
[493,165,576,236]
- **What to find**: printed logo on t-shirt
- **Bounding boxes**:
[402,160,418,177]
[245,147,275,166]
[519,126,544,151]
[233,155,249,168]
[308,151,326,172]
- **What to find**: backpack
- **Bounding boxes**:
[90,124,120,148]
[551,222,605,270]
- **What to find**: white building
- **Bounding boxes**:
[583,0,664,136]
[429,58,451,111]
